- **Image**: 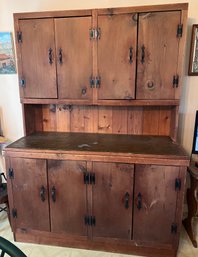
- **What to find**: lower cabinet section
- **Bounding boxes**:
[7,157,186,257]
[133,165,180,244]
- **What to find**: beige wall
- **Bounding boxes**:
[0,0,198,154]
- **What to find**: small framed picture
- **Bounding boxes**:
[189,24,198,75]
[0,32,16,74]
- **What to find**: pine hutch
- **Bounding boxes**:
[4,3,189,257]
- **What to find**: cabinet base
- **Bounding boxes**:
[14,230,177,257]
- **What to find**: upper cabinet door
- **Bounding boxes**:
[55,17,92,100]
[98,14,137,100]
[133,165,180,244]
[136,11,181,99]
[9,158,50,231]
[48,160,88,237]
[92,162,134,239]
[18,19,57,98]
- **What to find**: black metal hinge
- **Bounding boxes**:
[173,75,179,88]
[17,31,22,43]
[12,209,17,219]
[20,78,25,87]
[89,76,101,88]
[175,178,181,191]
[8,168,14,179]
[84,172,95,185]
[177,24,183,38]
[84,215,96,226]
[171,223,177,234]
[89,28,101,40]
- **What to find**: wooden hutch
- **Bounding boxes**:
[4,3,189,257]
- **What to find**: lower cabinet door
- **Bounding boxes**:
[48,160,88,236]
[133,165,180,244]
[92,162,134,239]
[10,158,50,231]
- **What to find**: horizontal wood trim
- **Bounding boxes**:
[21,98,180,106]
[14,3,188,20]
[4,150,189,167]
[14,230,176,257]
[98,3,188,15]
[14,10,92,19]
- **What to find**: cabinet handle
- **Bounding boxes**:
[58,48,63,64]
[129,47,133,64]
[48,48,53,64]
[124,192,130,209]
[137,192,142,210]
[141,45,145,64]
[40,186,46,202]
[51,186,56,202]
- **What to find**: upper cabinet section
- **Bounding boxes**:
[97,14,137,100]
[55,17,92,100]
[14,4,188,105]
[136,11,182,100]
[18,19,57,98]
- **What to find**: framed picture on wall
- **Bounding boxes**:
[0,32,16,74]
[189,24,198,75]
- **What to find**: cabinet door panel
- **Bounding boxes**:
[98,14,137,100]
[92,162,134,239]
[133,165,179,244]
[136,11,181,99]
[10,158,50,231]
[19,19,57,98]
[48,160,87,236]
[55,17,92,100]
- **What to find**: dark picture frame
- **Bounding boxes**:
[188,24,198,75]
[192,110,198,154]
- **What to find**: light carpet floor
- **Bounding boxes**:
[0,211,198,257]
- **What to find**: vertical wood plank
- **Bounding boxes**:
[158,107,171,136]
[23,104,36,135]
[127,107,143,135]
[112,107,128,134]
[35,105,43,132]
[84,106,98,133]
[143,107,160,135]
[70,106,85,132]
[98,107,113,134]
[170,106,179,141]
[56,105,71,132]
[70,106,98,133]
[42,105,57,131]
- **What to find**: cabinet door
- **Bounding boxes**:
[98,14,137,100]
[10,158,50,231]
[18,19,57,98]
[55,17,92,100]
[136,11,181,99]
[92,162,134,239]
[48,160,88,236]
[133,165,180,244]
